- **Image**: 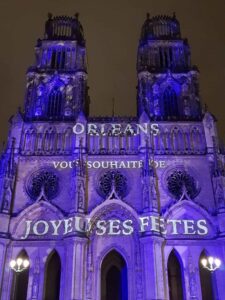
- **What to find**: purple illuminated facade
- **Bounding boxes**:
[0,13,224,300]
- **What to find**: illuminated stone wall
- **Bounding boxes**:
[0,13,224,300]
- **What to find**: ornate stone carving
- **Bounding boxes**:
[26,169,59,201]
[188,252,198,299]
[31,256,40,299]
[167,170,200,200]
[97,170,128,199]
[86,247,93,299]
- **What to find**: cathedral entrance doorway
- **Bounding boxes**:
[101,250,128,300]
[168,250,184,300]
[43,250,61,300]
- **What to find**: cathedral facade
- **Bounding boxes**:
[0,13,225,300]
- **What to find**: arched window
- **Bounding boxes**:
[159,47,164,68]
[169,48,173,67]
[171,127,184,152]
[61,51,66,69]
[51,49,66,69]
[163,87,179,119]
[50,50,55,68]
[191,127,202,152]
[167,250,184,300]
[43,127,56,151]
[43,250,61,300]
[47,88,63,119]
[101,250,128,300]
[63,127,73,151]
[199,251,215,300]
[11,250,29,300]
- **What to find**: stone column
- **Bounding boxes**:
[70,237,88,300]
[140,236,166,300]
[0,244,15,300]
[184,249,199,300]
[0,240,10,299]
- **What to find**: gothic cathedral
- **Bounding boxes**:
[0,13,224,300]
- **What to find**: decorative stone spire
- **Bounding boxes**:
[6,138,16,178]
[141,139,158,212]
[1,138,17,213]
[212,136,224,177]
[77,138,85,177]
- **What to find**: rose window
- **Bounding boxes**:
[27,170,59,200]
[98,170,128,199]
[167,170,200,200]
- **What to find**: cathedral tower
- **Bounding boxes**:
[0,13,224,300]
[137,13,201,121]
[25,13,89,121]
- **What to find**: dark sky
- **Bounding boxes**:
[0,0,224,144]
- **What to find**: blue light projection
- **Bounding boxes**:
[0,12,224,300]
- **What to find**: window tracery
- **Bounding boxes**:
[26,169,59,200]
[163,87,179,118]
[167,170,200,200]
[47,88,63,119]
[97,170,128,199]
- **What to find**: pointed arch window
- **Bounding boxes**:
[51,50,56,68]
[163,87,179,119]
[169,48,174,68]
[171,127,184,151]
[199,251,215,300]
[101,250,128,300]
[51,49,66,69]
[47,87,63,119]
[11,250,29,300]
[167,250,184,300]
[43,250,61,300]
[63,127,73,151]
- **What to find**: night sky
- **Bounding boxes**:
[0,0,224,145]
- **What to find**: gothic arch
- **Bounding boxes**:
[163,128,170,150]
[162,86,179,119]
[10,249,29,300]
[190,126,203,152]
[47,85,64,119]
[10,200,64,240]
[51,47,66,69]
[167,249,185,300]
[199,250,215,300]
[89,201,142,298]
[63,127,73,151]
[43,250,61,300]
[171,126,184,152]
[157,127,165,152]
[43,126,57,151]
[165,199,213,221]
[99,245,130,272]
[100,249,128,300]
[163,200,215,238]
[23,127,37,152]
[89,199,140,233]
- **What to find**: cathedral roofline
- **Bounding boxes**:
[88,116,138,122]
[26,66,87,75]
[44,13,85,45]
[140,13,181,42]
